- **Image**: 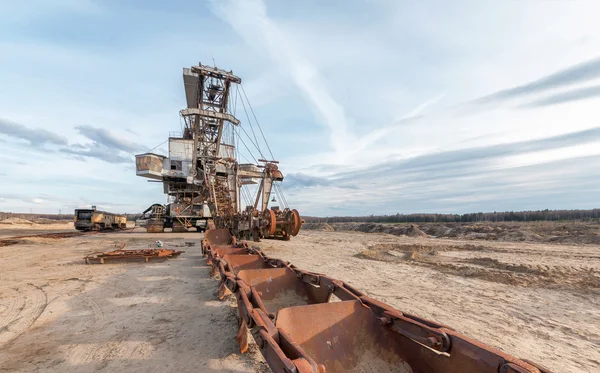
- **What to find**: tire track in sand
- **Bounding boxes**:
[0,283,47,345]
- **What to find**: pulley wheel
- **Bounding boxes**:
[264,209,277,236]
[290,209,301,236]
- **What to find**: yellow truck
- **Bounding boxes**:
[74,206,127,231]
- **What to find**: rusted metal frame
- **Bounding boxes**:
[84,249,183,264]
[216,255,291,290]
[235,281,255,327]
[382,310,451,352]
[265,257,291,269]
[221,255,254,274]
[327,278,365,300]
[293,268,322,285]
[246,246,262,256]
[251,308,278,337]
[190,65,242,84]
[206,241,244,253]
[440,330,544,373]
[253,181,264,210]
[289,358,318,373]
[229,268,292,320]
[246,308,297,372]
[359,295,451,353]
[219,249,288,271]
[213,251,255,274]
[250,308,313,373]
[225,265,320,371]
[206,252,214,266]
[210,246,253,261]
[292,268,364,302]
[206,254,227,278]
[236,283,277,328]
[214,258,234,297]
[359,294,451,330]
[249,286,274,318]
[217,258,230,279]
[256,329,299,373]
[277,328,320,373]
[247,248,268,261]
[179,109,241,133]
[238,279,278,321]
[213,242,255,256]
[222,272,238,293]
[202,242,217,263]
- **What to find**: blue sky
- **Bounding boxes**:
[1,0,600,216]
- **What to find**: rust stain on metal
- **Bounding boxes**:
[202,229,554,373]
[84,248,184,264]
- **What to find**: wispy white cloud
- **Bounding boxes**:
[74,125,145,153]
[212,0,448,165]
[212,0,353,157]
[474,56,600,105]
[356,92,446,154]
[0,118,68,146]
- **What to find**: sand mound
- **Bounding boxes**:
[0,218,34,225]
[353,242,600,291]
[302,223,335,231]
[406,224,427,238]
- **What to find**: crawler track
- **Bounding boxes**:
[202,229,553,373]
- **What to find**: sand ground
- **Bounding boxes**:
[258,230,600,373]
[0,224,267,373]
[0,223,599,373]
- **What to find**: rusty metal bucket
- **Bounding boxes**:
[222,254,270,275]
[237,267,331,314]
[274,299,547,373]
[275,300,437,373]
[202,229,248,266]
[212,245,249,257]
[204,228,234,245]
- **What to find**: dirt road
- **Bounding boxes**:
[1,223,598,373]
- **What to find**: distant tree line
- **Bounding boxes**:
[304,209,600,224]
[0,212,141,221]
[4,208,600,224]
[0,212,73,221]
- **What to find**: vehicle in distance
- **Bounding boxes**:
[74,206,127,231]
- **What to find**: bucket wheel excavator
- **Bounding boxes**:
[135,63,303,241]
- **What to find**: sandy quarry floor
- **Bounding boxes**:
[1,223,599,373]
[0,222,79,238]
[0,224,268,373]
[257,230,600,373]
